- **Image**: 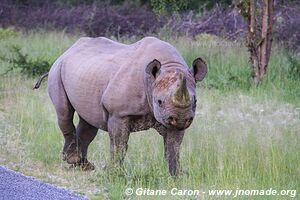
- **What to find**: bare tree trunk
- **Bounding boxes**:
[259,0,273,81]
[247,0,260,82]
[241,0,274,84]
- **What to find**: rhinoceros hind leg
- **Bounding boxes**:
[53,96,81,164]
[76,116,98,170]
[48,66,81,165]
[58,117,81,165]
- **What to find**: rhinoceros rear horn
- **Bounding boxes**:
[172,74,191,107]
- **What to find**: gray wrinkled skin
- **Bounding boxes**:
[47,37,207,176]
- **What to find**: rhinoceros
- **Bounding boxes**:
[34,36,207,176]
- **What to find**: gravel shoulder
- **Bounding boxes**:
[0,166,87,200]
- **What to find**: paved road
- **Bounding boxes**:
[0,166,87,200]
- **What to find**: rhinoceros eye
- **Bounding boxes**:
[158,99,163,107]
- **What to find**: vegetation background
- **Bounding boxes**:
[0,0,299,199]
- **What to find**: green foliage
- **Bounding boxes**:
[150,0,188,14]
[236,0,250,19]
[12,0,233,13]
[0,28,19,40]
[0,45,52,77]
[286,51,300,79]
[150,0,233,14]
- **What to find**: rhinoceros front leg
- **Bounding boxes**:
[108,116,130,167]
[163,130,184,176]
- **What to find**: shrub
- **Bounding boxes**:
[286,51,300,79]
[0,27,19,39]
[150,0,188,14]
[0,45,52,77]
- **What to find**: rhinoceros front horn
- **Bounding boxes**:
[172,75,191,107]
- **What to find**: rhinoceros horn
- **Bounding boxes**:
[172,74,191,107]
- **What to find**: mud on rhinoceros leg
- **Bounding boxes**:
[163,130,184,176]
[75,116,98,171]
[55,101,81,165]
[108,116,130,167]
[58,117,81,165]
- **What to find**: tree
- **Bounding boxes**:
[238,0,274,84]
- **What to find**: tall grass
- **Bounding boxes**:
[0,30,299,199]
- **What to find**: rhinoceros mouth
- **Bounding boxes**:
[161,116,193,131]
[163,123,189,131]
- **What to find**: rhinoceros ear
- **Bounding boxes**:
[191,57,208,82]
[146,59,161,79]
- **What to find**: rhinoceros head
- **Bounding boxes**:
[145,58,207,130]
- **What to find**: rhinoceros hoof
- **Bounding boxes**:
[68,160,95,171]
[65,151,81,164]
[61,141,81,164]
[61,150,81,164]
[80,161,95,171]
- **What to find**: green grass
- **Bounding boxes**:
[0,30,299,199]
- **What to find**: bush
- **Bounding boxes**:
[0,45,52,77]
[150,0,232,14]
[286,51,300,79]
[0,28,19,39]
[150,0,188,14]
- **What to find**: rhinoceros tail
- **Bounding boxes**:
[33,72,49,90]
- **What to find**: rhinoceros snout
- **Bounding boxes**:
[164,116,194,130]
